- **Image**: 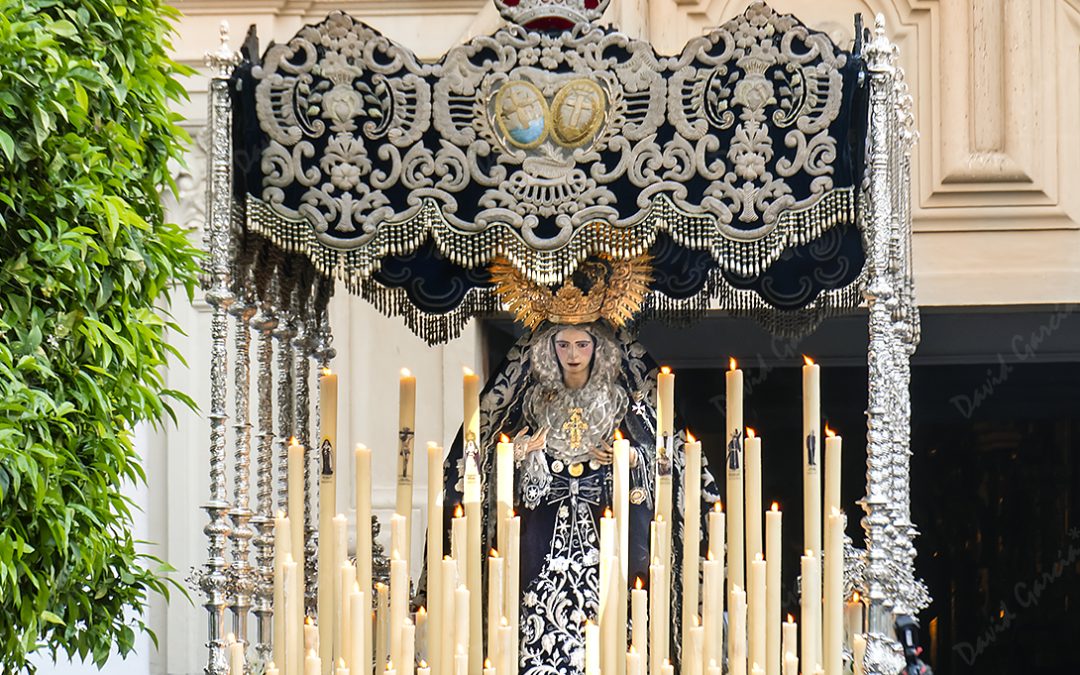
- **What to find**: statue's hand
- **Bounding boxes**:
[513,426,548,461]
[590,440,614,465]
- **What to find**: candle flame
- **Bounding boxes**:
[729,357,738,371]
[485,659,492,669]
[852,591,861,603]
[490,549,499,558]
[226,632,236,644]
[755,552,764,562]
[501,616,509,626]
[418,606,427,616]
[629,645,637,655]
[771,502,780,512]
[419,661,428,669]
[635,576,644,590]
[305,616,314,626]
[805,549,813,557]
[831,506,841,517]
[401,367,412,378]
[354,582,361,592]
[463,366,475,376]
[585,618,594,626]
[322,367,332,376]
[824,425,837,439]
[787,613,795,623]
[339,658,346,668]
[803,355,815,366]
[707,550,714,561]
[277,509,285,519]
[289,436,298,446]
[386,660,394,671]
[660,366,671,375]
[615,428,624,441]
[604,507,613,519]
[454,504,464,518]
[693,615,700,627]
[746,427,756,439]
[714,501,723,512]
[686,430,696,443]
[500,433,510,443]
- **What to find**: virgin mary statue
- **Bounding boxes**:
[435,255,721,674]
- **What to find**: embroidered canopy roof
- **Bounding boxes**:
[229,1,870,342]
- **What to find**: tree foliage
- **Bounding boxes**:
[0,0,200,670]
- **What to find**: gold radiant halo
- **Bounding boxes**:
[550,79,606,148]
[490,253,653,330]
[494,80,550,150]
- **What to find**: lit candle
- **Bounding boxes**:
[626,645,644,675]
[274,512,292,671]
[355,443,373,673]
[585,620,600,675]
[319,369,339,675]
[682,431,702,669]
[726,358,745,597]
[823,427,842,671]
[702,550,723,671]
[496,435,514,558]
[487,551,504,669]
[305,648,321,675]
[376,583,389,674]
[749,554,766,671]
[655,368,674,529]
[824,509,843,675]
[426,443,444,675]
[751,663,764,675]
[853,634,867,675]
[482,658,495,675]
[455,652,469,675]
[451,506,467,585]
[661,659,675,675]
[386,660,397,675]
[707,663,721,675]
[497,618,512,675]
[631,577,648,663]
[390,556,409,673]
[802,356,821,560]
[335,657,348,675]
[845,591,864,648]
[267,661,280,675]
[415,607,427,667]
[441,558,458,675]
[686,616,703,675]
[744,429,762,573]
[463,456,482,674]
[349,584,366,675]
[417,660,430,675]
[800,551,820,674]
[506,515,521,673]
[305,616,318,655]
[396,369,417,565]
[730,586,747,675]
[765,504,782,675]
[781,616,797,674]
[599,512,617,675]
[614,429,631,675]
[824,427,842,526]
[783,651,798,675]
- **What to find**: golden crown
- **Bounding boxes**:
[490,254,652,330]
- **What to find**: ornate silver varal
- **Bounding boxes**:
[200,21,242,675]
[228,290,257,647]
[292,312,316,613]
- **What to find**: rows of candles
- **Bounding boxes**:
[226,357,866,675]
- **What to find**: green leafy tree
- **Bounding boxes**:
[0,0,200,670]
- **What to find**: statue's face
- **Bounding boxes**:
[553,327,595,379]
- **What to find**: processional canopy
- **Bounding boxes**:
[230,0,869,341]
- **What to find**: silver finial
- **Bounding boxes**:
[206,20,242,78]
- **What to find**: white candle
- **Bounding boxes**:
[455,652,469,675]
[482,658,495,675]
[631,578,648,664]
[463,460,482,674]
[626,646,644,675]
[375,583,389,674]
[487,552,504,669]
[451,506,467,585]
[355,444,373,674]
[702,552,723,672]
[415,607,427,667]
[744,430,762,573]
[765,505,782,675]
[682,431,702,670]
[648,558,666,675]
[506,516,520,673]
[283,557,300,675]
[726,359,745,596]
[685,617,703,675]
[340,561,356,669]
[613,430,631,675]
[497,618,512,675]
[335,658,348,675]
[274,512,292,672]
[783,651,798,675]
[402,619,416,675]
[731,586,747,675]
[846,591,864,648]
[454,585,471,669]
[585,621,600,675]
[304,618,318,657]
[599,513,617,675]
[462,368,480,450]
[824,429,842,526]
[655,367,674,531]
[824,509,843,675]
[442,558,458,675]
[661,659,675,675]
[390,557,409,673]
[288,439,305,581]
[800,551,820,674]
[426,443,444,675]
[349,584,366,675]
[749,554,766,671]
[267,661,281,675]
[319,370,339,675]
[751,664,764,675]
[496,435,514,558]
[228,635,244,675]
[853,634,867,675]
[417,661,430,675]
[396,369,417,573]
[305,648,321,675]
[781,616,797,673]
[802,357,821,560]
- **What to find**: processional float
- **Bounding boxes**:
[195,1,927,673]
